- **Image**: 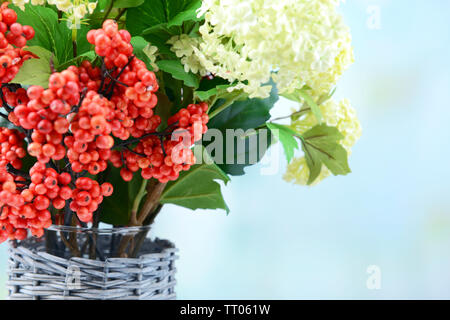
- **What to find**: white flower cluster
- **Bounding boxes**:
[170,0,353,98]
[12,0,97,29]
[284,98,362,185]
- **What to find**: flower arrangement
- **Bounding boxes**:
[0,0,361,251]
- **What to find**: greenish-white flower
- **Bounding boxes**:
[170,0,353,99]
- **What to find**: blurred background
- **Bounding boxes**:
[2,0,450,299]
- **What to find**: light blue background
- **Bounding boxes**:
[2,0,450,299]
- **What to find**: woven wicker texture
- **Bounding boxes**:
[7,237,178,300]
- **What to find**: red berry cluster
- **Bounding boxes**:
[0,127,25,169]
[65,91,113,174]
[0,170,29,242]
[168,102,209,144]
[27,162,72,211]
[0,3,35,83]
[116,57,160,139]
[110,102,209,183]
[0,132,53,241]
[0,16,211,242]
[2,85,28,106]
[0,164,53,242]
[78,60,101,92]
[0,3,34,48]
[87,19,133,69]
[9,69,83,164]
[88,20,160,139]
[69,177,113,223]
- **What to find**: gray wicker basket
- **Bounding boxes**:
[7,235,178,300]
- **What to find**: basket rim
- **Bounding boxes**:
[47,224,151,234]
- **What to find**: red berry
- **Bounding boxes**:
[27,85,44,100]
[49,73,66,89]
[35,184,47,195]
[37,119,52,134]
[75,177,93,190]
[120,168,133,181]
[14,229,27,241]
[54,118,69,134]
[53,198,66,209]
[42,144,56,157]
[22,25,35,40]
[77,208,92,223]
[34,195,50,210]
[96,135,114,149]
[58,172,71,185]
[75,191,91,206]
[2,9,17,25]
[101,182,113,196]
[44,176,57,188]
[59,186,72,200]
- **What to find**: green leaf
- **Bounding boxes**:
[214,129,273,176]
[208,87,277,132]
[160,147,229,212]
[13,4,73,65]
[157,60,199,88]
[126,0,201,36]
[142,23,172,36]
[154,91,173,131]
[300,124,351,185]
[76,24,94,56]
[297,90,322,123]
[187,21,201,37]
[167,0,202,27]
[205,83,278,175]
[114,0,144,8]
[161,72,182,107]
[25,46,55,62]
[281,88,323,124]
[12,47,53,87]
[126,2,166,36]
[266,123,299,163]
[100,166,145,225]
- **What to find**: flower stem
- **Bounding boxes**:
[115,8,127,21]
[130,179,148,226]
[270,107,311,122]
[137,180,167,225]
[72,28,77,58]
